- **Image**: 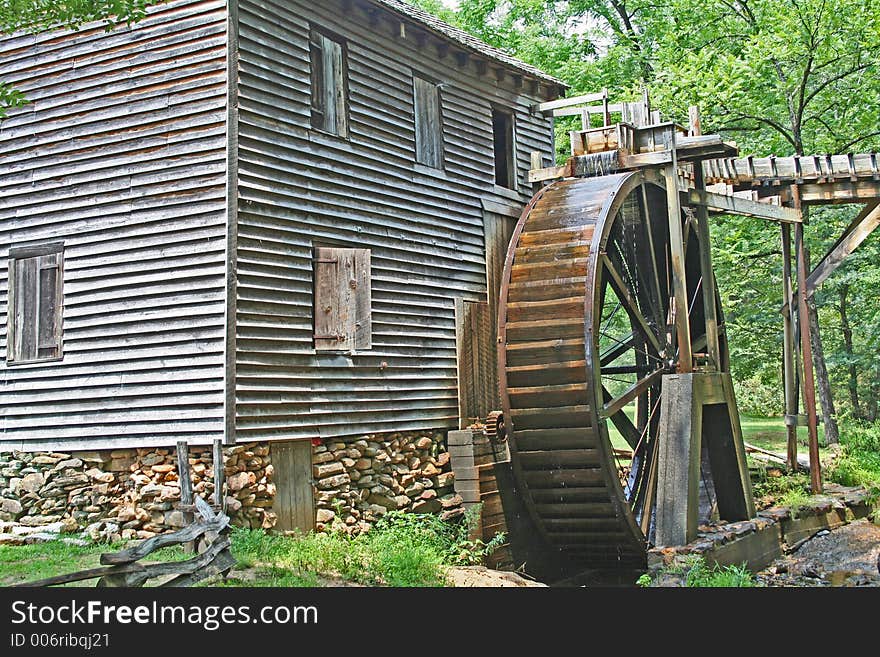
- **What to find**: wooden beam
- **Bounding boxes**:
[805,202,880,297]
[781,223,799,471]
[687,189,802,223]
[665,149,693,372]
[692,163,721,370]
[533,90,607,114]
[793,186,822,494]
[527,163,570,183]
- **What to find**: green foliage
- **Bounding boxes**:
[827,419,880,488]
[228,507,505,587]
[682,558,755,588]
[734,375,784,417]
[640,556,756,587]
[752,469,812,510]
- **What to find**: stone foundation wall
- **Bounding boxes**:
[0,443,274,543]
[312,431,463,534]
[0,430,463,543]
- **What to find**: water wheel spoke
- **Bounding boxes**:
[601,386,641,450]
[601,367,664,418]
[599,331,637,366]
[601,254,663,355]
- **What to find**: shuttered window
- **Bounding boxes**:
[413,74,444,168]
[492,107,516,189]
[313,247,371,351]
[8,243,63,364]
[309,29,348,137]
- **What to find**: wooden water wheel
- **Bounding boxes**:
[497,170,729,568]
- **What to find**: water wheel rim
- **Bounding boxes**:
[498,170,720,567]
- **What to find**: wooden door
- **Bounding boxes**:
[271,440,316,533]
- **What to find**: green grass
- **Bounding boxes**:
[639,556,756,587]
[0,507,503,588]
[0,540,190,587]
[222,507,505,587]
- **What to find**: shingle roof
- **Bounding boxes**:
[370,0,567,91]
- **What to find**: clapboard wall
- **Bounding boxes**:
[0,0,230,451]
[232,0,555,441]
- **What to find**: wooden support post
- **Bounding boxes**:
[176,441,195,552]
[212,438,225,510]
[602,89,611,127]
[793,187,822,493]
[688,105,702,137]
[656,372,754,546]
[781,224,799,470]
[692,161,721,370]
[664,142,693,372]
[656,374,702,545]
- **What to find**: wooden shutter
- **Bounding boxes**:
[310,31,347,137]
[414,75,442,168]
[314,247,371,351]
[37,252,63,359]
[455,299,497,427]
[309,35,326,130]
[8,248,62,363]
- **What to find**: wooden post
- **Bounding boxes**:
[176,441,195,552]
[656,373,702,545]
[781,223,799,470]
[601,88,611,126]
[656,372,755,546]
[692,160,721,370]
[212,438,225,510]
[792,186,822,493]
[688,105,702,137]
[664,138,693,372]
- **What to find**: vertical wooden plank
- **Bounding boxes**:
[37,253,61,358]
[454,298,473,427]
[272,442,316,533]
[213,439,224,509]
[414,75,442,168]
[655,373,701,546]
[15,257,39,362]
[176,441,194,552]
[692,165,721,369]
[314,246,342,350]
[309,34,325,130]
[296,440,315,531]
[337,248,356,352]
[325,35,347,137]
[780,224,799,469]
[664,160,693,372]
[353,249,372,350]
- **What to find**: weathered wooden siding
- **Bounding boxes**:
[0,0,229,451]
[233,0,555,441]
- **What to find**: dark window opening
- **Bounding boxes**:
[492,107,516,189]
[8,242,63,364]
[310,29,348,137]
[413,74,444,168]
[313,246,371,351]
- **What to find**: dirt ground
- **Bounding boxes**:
[758,519,880,587]
[444,565,546,587]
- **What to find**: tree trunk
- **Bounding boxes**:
[808,297,839,444]
[838,283,862,419]
[867,362,880,422]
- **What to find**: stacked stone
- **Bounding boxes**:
[312,431,463,534]
[0,442,275,543]
[0,450,120,536]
